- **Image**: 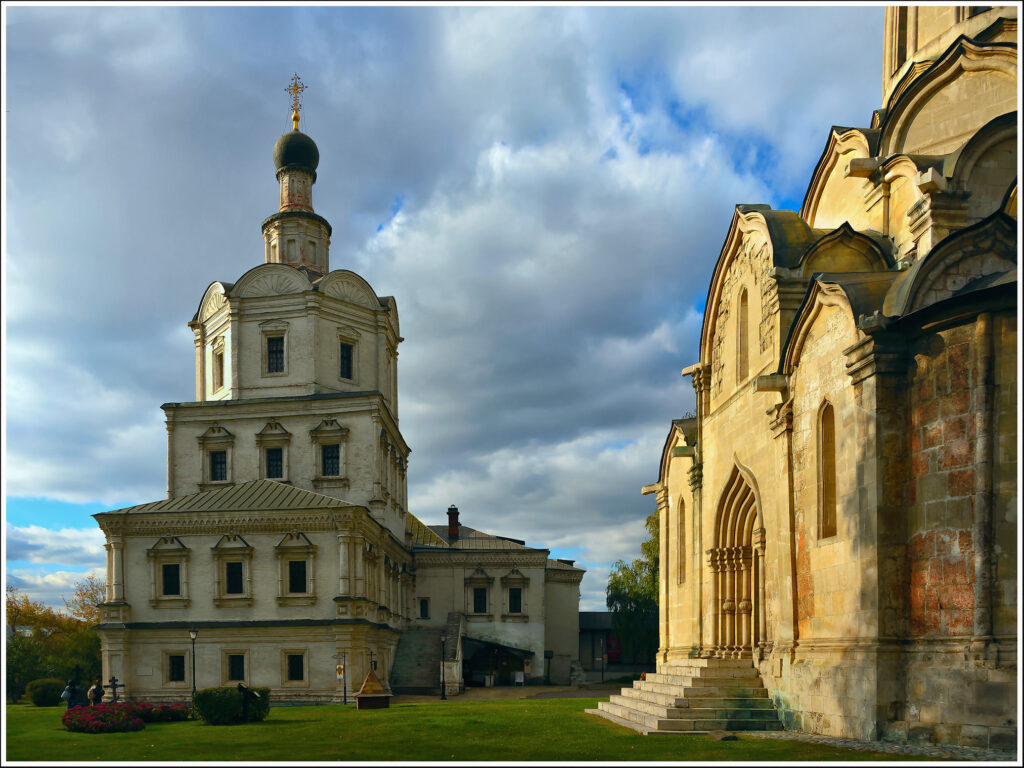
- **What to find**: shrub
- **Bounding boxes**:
[25,678,65,707]
[120,701,190,722]
[192,686,270,725]
[62,703,145,734]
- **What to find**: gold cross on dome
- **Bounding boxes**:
[285,74,307,129]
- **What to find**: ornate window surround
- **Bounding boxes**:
[256,421,292,482]
[221,649,249,685]
[465,567,493,620]
[500,568,530,621]
[163,650,190,688]
[198,425,235,491]
[275,531,318,606]
[260,319,290,378]
[211,534,254,607]
[310,419,350,491]
[210,336,226,393]
[147,536,191,609]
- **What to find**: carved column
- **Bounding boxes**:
[337,535,350,595]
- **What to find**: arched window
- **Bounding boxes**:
[737,288,749,383]
[677,496,686,584]
[819,402,837,539]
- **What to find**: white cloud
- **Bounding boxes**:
[5,525,106,567]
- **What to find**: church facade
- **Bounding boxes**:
[598,6,1018,749]
[93,97,582,702]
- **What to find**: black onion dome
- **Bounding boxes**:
[273,130,319,174]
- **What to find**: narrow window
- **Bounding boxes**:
[212,350,224,391]
[473,587,487,614]
[419,598,429,619]
[227,654,245,682]
[321,444,340,477]
[737,288,749,383]
[894,7,908,70]
[287,654,304,682]
[168,654,186,682]
[267,336,285,374]
[288,560,307,593]
[225,562,244,595]
[339,342,354,380]
[266,447,283,479]
[210,451,227,482]
[820,403,837,539]
[162,563,181,596]
[508,587,522,614]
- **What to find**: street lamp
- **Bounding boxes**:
[189,628,198,697]
[439,633,447,701]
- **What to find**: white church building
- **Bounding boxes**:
[93,93,583,702]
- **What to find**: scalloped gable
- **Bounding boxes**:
[879,35,1017,157]
[796,223,895,276]
[231,263,314,299]
[315,269,385,310]
[193,281,235,323]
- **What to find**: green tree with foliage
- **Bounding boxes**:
[605,512,659,665]
[5,583,102,702]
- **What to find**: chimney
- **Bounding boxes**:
[447,505,460,541]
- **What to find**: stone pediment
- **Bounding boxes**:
[212,533,251,551]
[318,270,381,309]
[276,531,315,550]
[147,536,189,555]
[232,263,312,298]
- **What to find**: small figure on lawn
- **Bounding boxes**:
[87,678,104,706]
[61,680,86,710]
[237,683,261,721]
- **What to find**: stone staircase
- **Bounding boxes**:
[586,657,783,734]
[390,628,443,694]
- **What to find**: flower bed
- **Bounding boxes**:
[61,701,191,733]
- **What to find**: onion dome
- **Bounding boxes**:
[273,129,319,176]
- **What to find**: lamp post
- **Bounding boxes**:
[439,633,447,701]
[189,627,198,698]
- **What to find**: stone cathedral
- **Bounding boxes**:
[93,83,583,702]
[595,6,1017,750]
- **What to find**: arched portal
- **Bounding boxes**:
[708,466,767,658]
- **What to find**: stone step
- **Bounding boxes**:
[618,687,776,711]
[647,669,761,686]
[657,664,759,678]
[597,701,781,733]
[609,694,779,722]
[659,657,755,669]
[635,680,769,699]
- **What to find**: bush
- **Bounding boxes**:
[62,703,146,734]
[118,701,190,722]
[25,678,65,707]
[192,686,270,725]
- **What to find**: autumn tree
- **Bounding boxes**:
[63,574,106,624]
[605,512,659,665]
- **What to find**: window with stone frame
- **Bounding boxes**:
[465,567,493,619]
[275,532,317,606]
[167,653,186,683]
[281,649,309,688]
[419,598,430,619]
[223,651,247,684]
[211,534,253,606]
[147,536,191,609]
[500,567,530,621]
[310,419,349,491]
[256,421,291,482]
[211,341,225,393]
[339,341,354,381]
[260,320,290,377]
[198,425,234,490]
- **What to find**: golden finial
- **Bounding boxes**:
[285,73,307,131]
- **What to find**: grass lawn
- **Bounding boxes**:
[5,699,927,762]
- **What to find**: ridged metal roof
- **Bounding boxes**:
[423,525,536,551]
[97,479,353,516]
[406,514,447,547]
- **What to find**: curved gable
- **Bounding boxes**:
[195,281,232,324]
[881,36,1017,157]
[780,281,860,377]
[800,127,879,231]
[949,111,1017,222]
[316,270,382,310]
[231,263,312,299]
[883,211,1017,317]
[797,223,895,276]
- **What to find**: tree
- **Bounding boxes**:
[5,586,102,702]
[63,575,106,625]
[606,512,659,665]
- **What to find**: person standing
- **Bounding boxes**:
[87,678,104,706]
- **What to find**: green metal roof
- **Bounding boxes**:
[95,479,354,516]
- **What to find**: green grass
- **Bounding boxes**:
[5,700,928,762]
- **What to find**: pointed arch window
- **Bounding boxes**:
[818,402,837,539]
[737,288,749,383]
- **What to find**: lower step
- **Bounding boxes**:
[597,701,781,733]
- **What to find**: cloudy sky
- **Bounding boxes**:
[3,3,883,612]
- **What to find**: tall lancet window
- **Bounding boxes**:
[819,402,837,539]
[737,288,749,383]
